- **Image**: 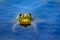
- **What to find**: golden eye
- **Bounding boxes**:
[27,13,31,17]
[19,14,24,18]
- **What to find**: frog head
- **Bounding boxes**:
[18,13,33,23]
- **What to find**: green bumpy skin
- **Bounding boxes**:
[27,17,33,21]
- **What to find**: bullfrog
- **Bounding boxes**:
[18,13,33,27]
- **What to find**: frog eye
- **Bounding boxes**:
[19,14,24,17]
[27,13,31,17]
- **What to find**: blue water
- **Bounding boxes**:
[0,0,60,40]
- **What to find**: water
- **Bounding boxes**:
[0,0,60,40]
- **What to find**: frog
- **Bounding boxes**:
[18,13,33,27]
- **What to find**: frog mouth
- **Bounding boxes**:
[22,19,30,22]
[19,19,31,24]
